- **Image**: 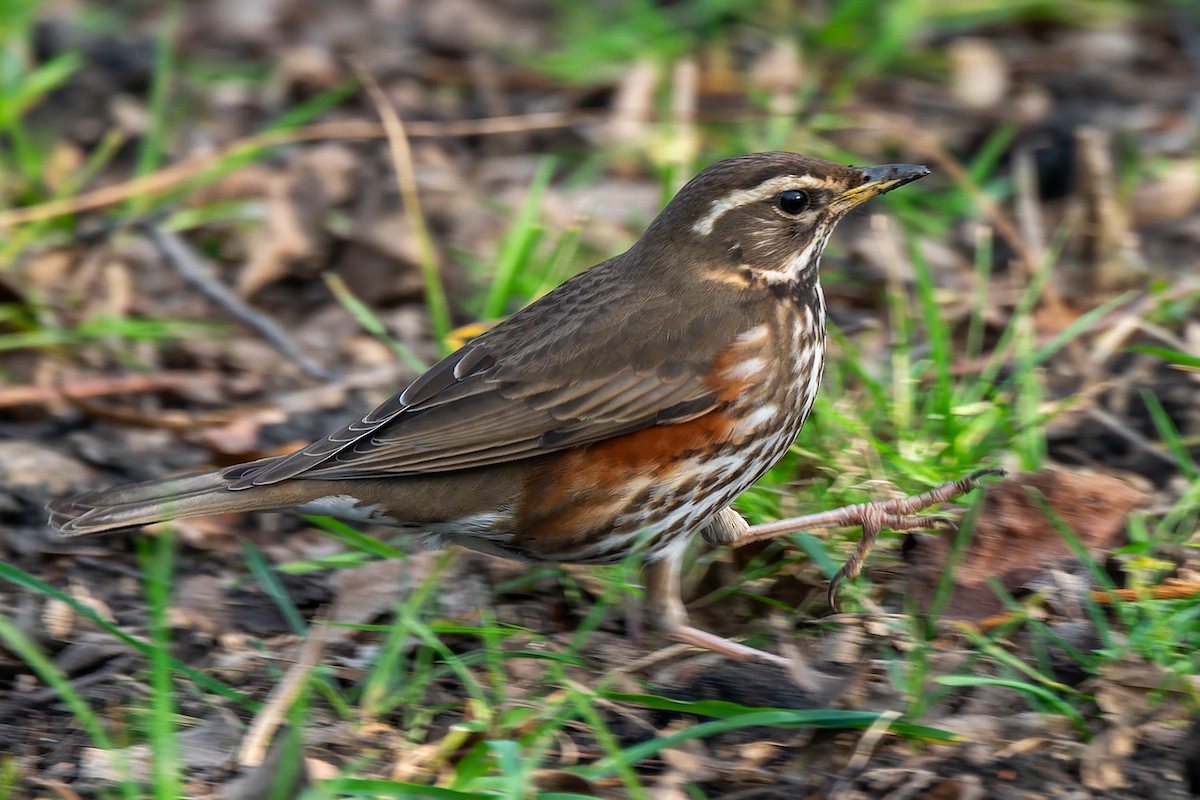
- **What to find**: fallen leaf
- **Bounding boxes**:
[1079,726,1135,790]
[904,469,1146,620]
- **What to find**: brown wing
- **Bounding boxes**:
[229,259,752,489]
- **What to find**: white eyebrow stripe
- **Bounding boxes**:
[691,174,830,235]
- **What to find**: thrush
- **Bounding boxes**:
[50,152,996,664]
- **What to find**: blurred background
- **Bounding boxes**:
[1,1,1199,797]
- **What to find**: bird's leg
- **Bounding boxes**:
[642,552,789,666]
[736,468,1003,610]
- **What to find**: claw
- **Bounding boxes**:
[827,566,854,613]
[737,468,1003,612]
[930,515,957,531]
[968,467,1007,482]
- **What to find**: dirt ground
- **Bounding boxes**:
[1,1,1199,798]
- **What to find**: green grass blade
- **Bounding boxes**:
[937,675,1087,734]
[927,498,982,621]
[953,622,1078,694]
[139,532,181,800]
[1024,489,1124,643]
[604,690,962,734]
[323,273,428,373]
[243,540,309,636]
[301,515,407,559]
[130,1,180,212]
[907,230,953,430]
[0,615,140,799]
[0,560,253,706]
[1140,389,1198,479]
[313,779,496,798]
[1128,344,1200,370]
[483,157,555,319]
[566,686,649,800]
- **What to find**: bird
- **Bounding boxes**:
[50,152,996,664]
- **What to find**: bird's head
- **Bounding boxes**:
[638,152,929,287]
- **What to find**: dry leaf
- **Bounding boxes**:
[1079,726,1135,790]
[904,469,1146,620]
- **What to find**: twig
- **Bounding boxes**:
[977,582,1200,630]
[0,371,218,409]
[0,113,592,230]
[844,710,901,774]
[1074,126,1143,291]
[1012,146,1046,269]
[1092,581,1200,603]
[237,619,330,767]
[142,224,339,382]
[824,709,902,797]
[62,395,277,432]
[1083,406,1179,468]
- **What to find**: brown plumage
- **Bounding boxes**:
[50,152,963,663]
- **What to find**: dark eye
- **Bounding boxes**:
[777,189,810,215]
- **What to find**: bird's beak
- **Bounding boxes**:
[832,163,930,213]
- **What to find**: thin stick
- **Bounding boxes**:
[0,371,217,409]
[0,112,589,230]
[143,224,338,381]
[237,620,329,767]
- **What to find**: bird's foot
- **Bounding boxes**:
[666,624,791,667]
[739,468,1004,610]
[643,555,791,666]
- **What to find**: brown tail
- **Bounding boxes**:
[49,459,286,537]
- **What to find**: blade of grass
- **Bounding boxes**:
[323,274,428,374]
[937,675,1087,735]
[883,230,914,437]
[243,540,309,636]
[352,61,451,351]
[0,615,140,800]
[129,1,179,214]
[927,498,983,621]
[530,220,584,299]
[482,157,555,319]
[276,550,375,574]
[564,684,649,800]
[0,560,252,706]
[1024,488,1124,644]
[952,622,1078,694]
[311,780,498,798]
[957,224,1066,407]
[1024,292,1138,371]
[1128,344,1200,370]
[138,532,181,800]
[907,229,953,431]
[964,226,993,364]
[300,515,407,559]
[1140,389,1198,479]
[603,693,961,738]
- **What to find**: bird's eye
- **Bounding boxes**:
[777,189,810,215]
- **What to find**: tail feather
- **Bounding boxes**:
[49,458,286,537]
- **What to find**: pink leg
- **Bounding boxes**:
[739,468,1002,610]
[643,552,789,666]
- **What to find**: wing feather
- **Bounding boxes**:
[228,258,753,489]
